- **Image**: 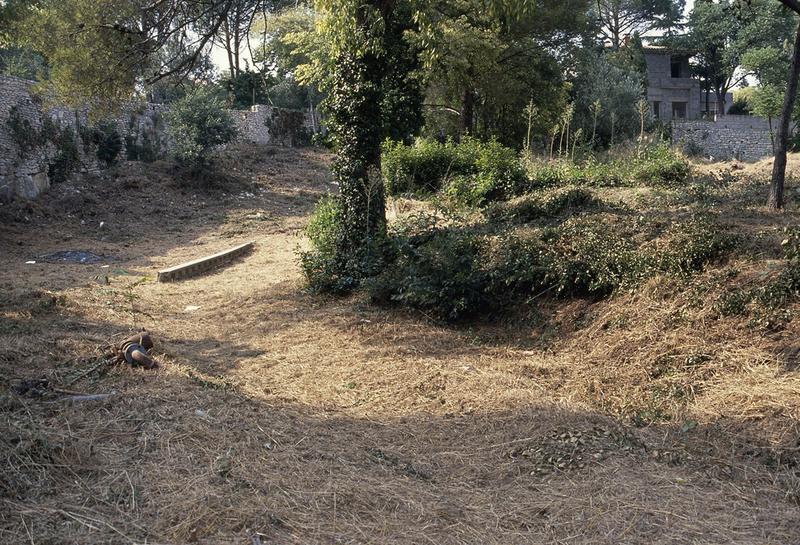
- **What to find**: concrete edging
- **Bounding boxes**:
[156,241,255,282]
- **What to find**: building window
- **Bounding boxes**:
[671,58,682,78]
[652,101,661,120]
[672,102,687,119]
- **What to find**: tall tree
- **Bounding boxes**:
[685,0,794,117]
[420,0,586,145]
[767,0,800,210]
[19,0,235,110]
[591,0,682,49]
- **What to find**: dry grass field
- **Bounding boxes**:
[1,144,799,544]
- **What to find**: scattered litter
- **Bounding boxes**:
[99,221,105,228]
[40,250,111,264]
[101,265,110,268]
[119,331,159,369]
[25,260,36,264]
[184,305,202,312]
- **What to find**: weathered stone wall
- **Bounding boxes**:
[0,76,318,202]
[0,76,80,201]
[672,116,780,162]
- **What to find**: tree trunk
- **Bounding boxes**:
[328,0,397,271]
[769,19,800,210]
[460,88,474,136]
[715,88,726,118]
[233,14,241,75]
[223,19,235,77]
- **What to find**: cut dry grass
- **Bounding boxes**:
[1,146,799,544]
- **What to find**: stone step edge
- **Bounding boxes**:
[156,241,255,282]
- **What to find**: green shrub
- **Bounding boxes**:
[658,216,736,275]
[631,145,691,187]
[304,195,341,255]
[300,196,388,294]
[381,138,470,195]
[165,88,238,167]
[524,145,689,190]
[366,212,734,320]
[540,218,648,296]
[367,227,491,320]
[382,137,526,204]
[93,121,123,166]
[47,128,80,184]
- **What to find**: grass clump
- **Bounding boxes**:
[486,186,605,223]
[716,226,800,322]
[525,144,690,190]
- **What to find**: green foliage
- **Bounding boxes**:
[222,70,273,110]
[95,122,123,166]
[382,137,526,205]
[658,216,738,275]
[631,144,691,187]
[749,85,783,120]
[381,138,469,195]
[300,196,354,294]
[367,206,734,320]
[680,0,794,116]
[83,121,123,166]
[416,0,584,147]
[487,187,605,223]
[572,51,645,148]
[717,226,800,321]
[6,104,87,182]
[0,46,46,79]
[304,195,341,256]
[165,88,237,166]
[265,107,311,147]
[124,132,161,163]
[367,226,491,320]
[7,105,45,155]
[47,127,80,183]
[525,145,690,189]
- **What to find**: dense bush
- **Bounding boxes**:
[368,226,492,319]
[47,127,80,184]
[300,195,388,294]
[91,121,123,166]
[165,88,238,167]
[382,137,526,204]
[266,108,311,147]
[366,210,734,320]
[382,138,468,195]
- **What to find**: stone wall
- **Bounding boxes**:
[672,116,780,162]
[0,76,318,202]
[0,76,79,201]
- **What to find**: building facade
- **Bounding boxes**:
[643,46,732,121]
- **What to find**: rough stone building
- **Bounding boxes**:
[643,46,732,120]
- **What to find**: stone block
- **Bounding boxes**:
[15,171,49,199]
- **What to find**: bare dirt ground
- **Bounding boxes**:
[1,145,799,544]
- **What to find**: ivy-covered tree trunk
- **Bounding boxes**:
[328,49,388,263]
[769,18,800,210]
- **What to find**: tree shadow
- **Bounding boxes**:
[2,338,799,544]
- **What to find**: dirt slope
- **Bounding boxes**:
[1,146,798,544]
